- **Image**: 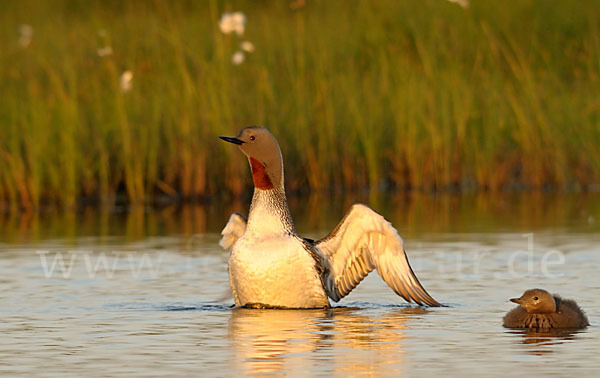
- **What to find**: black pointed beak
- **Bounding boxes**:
[219,136,244,145]
[510,298,522,304]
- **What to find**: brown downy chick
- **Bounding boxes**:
[503,289,589,329]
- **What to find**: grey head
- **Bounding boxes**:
[219,126,284,190]
[510,288,556,314]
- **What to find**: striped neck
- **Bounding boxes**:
[246,187,295,235]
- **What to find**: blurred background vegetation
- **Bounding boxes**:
[1,0,599,210]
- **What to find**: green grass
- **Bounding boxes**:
[1,0,599,209]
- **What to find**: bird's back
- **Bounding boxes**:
[554,296,589,328]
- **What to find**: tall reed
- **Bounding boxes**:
[0,0,599,208]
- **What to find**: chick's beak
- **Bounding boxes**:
[219,136,244,145]
[510,298,523,304]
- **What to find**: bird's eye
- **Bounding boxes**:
[533,297,538,301]
[249,135,255,141]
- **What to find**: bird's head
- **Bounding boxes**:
[220,126,283,190]
[510,288,556,314]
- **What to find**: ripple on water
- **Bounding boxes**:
[1,201,599,377]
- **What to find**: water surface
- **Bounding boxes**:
[1,193,599,376]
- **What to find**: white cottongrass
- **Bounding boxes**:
[232,51,245,65]
[240,41,255,53]
[96,29,112,57]
[97,46,113,57]
[219,12,246,36]
[448,0,469,9]
[18,24,34,48]
[120,70,133,92]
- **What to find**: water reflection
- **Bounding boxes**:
[0,192,597,244]
[506,328,587,355]
[228,306,429,375]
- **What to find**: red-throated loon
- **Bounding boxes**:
[503,288,589,329]
[219,126,440,309]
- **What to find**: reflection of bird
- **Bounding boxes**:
[506,327,585,356]
[228,308,325,375]
[219,126,440,308]
[503,289,589,329]
[228,307,418,376]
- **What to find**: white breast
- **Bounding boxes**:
[229,232,329,308]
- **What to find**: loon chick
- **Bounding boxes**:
[219,126,440,309]
[503,289,589,329]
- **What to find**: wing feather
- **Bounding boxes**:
[316,204,440,306]
[219,213,248,250]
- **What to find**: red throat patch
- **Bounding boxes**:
[249,157,274,190]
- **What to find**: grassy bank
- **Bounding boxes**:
[1,0,599,209]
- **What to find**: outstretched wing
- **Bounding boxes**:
[316,204,440,306]
[219,213,248,250]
